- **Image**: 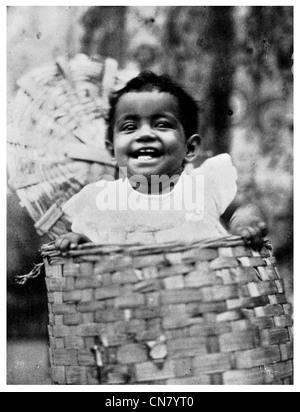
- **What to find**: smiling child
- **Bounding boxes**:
[56,72,267,250]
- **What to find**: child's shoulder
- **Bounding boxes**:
[80,176,121,193]
[189,153,237,181]
[192,153,234,173]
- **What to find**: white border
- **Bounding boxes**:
[2,1,298,392]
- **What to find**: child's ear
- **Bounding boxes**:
[105,139,115,158]
[184,134,201,163]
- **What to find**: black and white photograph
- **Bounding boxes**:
[6,4,294,391]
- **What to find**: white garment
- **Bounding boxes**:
[63,154,237,244]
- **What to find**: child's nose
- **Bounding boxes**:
[137,124,157,141]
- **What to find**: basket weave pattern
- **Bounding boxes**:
[8,54,118,240]
[42,237,293,385]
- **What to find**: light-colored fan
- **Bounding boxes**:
[7,53,121,240]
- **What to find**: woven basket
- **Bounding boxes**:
[42,236,293,385]
[7,54,119,240]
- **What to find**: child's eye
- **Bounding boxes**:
[121,122,136,132]
[155,120,172,129]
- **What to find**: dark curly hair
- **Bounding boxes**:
[106,71,199,142]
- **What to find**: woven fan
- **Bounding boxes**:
[7,54,122,240]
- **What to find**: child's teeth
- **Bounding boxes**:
[138,155,152,160]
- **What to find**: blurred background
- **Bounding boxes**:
[7,6,293,384]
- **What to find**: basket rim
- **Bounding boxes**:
[41,235,271,258]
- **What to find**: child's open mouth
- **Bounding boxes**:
[131,148,163,161]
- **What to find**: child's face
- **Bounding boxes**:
[109,91,189,181]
